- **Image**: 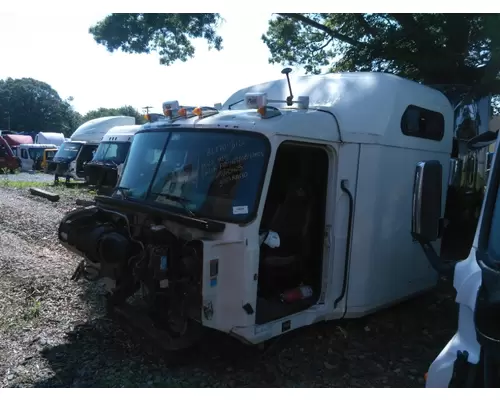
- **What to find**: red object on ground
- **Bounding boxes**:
[281,285,313,303]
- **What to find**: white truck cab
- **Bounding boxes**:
[418,127,500,388]
[18,143,58,172]
[50,116,135,184]
[84,124,143,193]
[35,132,67,146]
[58,71,459,352]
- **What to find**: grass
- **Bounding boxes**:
[23,299,42,321]
[0,180,49,189]
[0,176,94,206]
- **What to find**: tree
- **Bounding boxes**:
[263,14,500,95]
[60,96,83,135]
[0,78,82,136]
[89,13,500,99]
[82,105,145,124]
[89,14,223,66]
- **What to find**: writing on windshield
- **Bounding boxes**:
[118,129,270,223]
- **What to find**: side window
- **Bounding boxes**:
[401,105,444,142]
[0,146,6,157]
[21,149,28,159]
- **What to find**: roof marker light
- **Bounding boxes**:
[245,93,267,109]
[256,106,282,119]
[193,107,203,117]
[162,100,180,119]
[297,96,310,110]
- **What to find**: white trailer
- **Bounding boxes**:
[50,116,135,184]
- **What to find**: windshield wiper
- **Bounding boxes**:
[150,192,197,217]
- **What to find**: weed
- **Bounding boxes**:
[23,299,41,321]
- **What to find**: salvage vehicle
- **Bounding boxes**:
[0,136,20,172]
[1,132,33,157]
[18,143,58,171]
[35,132,67,146]
[59,70,478,351]
[41,148,58,172]
[420,128,500,388]
[84,124,143,193]
[49,116,135,184]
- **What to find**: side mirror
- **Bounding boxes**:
[411,160,442,242]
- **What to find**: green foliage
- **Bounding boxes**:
[89,13,223,66]
[82,105,145,124]
[263,13,500,94]
[89,13,500,99]
[0,78,82,136]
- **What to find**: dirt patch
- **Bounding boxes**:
[0,186,457,387]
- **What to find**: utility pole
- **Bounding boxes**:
[142,106,153,122]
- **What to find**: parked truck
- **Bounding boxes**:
[419,127,500,388]
[0,133,33,157]
[18,143,58,172]
[49,116,135,184]
[84,124,143,193]
[56,70,490,357]
[34,132,67,146]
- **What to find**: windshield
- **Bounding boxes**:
[55,142,82,160]
[28,148,46,160]
[118,129,270,223]
[45,150,56,160]
[92,141,131,164]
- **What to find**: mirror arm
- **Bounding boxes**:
[413,235,456,277]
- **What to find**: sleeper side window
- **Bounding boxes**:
[401,105,445,142]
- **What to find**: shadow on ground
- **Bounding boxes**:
[33,277,458,388]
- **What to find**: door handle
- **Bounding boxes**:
[324,225,332,248]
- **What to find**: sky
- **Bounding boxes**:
[0,10,303,115]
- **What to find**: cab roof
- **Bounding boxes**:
[70,116,136,143]
[138,72,454,153]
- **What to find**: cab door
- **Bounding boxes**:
[20,147,34,171]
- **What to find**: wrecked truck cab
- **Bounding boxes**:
[423,129,500,388]
[58,71,454,351]
[84,124,142,193]
[49,116,136,184]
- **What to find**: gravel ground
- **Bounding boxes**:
[0,172,54,183]
[0,184,458,388]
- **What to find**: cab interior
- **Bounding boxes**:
[256,141,329,324]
